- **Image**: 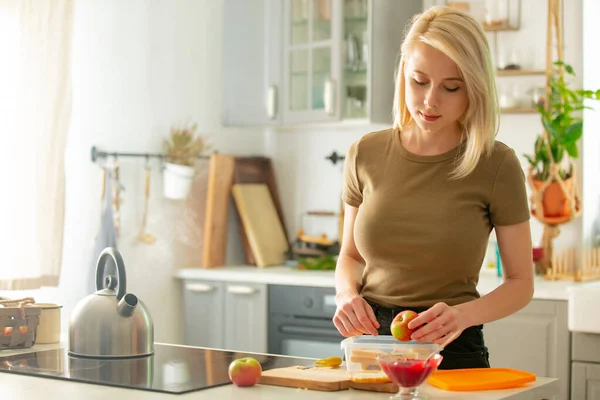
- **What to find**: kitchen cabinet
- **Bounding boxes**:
[483,299,570,400]
[221,0,423,126]
[222,0,282,126]
[571,332,600,400]
[182,279,268,353]
[572,362,600,400]
[224,282,268,353]
[183,280,225,349]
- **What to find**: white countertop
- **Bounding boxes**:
[0,342,559,400]
[175,265,593,301]
[176,265,337,287]
[0,372,559,400]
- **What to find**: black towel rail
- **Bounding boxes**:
[91,146,212,163]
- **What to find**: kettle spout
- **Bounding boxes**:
[117,293,138,317]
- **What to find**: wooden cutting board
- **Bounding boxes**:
[233,157,288,265]
[260,366,398,393]
[231,184,289,267]
[202,153,236,268]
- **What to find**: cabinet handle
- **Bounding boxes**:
[266,85,278,120]
[227,285,257,295]
[324,79,336,116]
[185,283,215,293]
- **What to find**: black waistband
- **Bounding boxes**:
[365,298,484,330]
[364,298,429,315]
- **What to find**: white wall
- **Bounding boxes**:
[267,0,584,252]
[582,0,600,248]
[1,0,264,345]
[2,0,596,347]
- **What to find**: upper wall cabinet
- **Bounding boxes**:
[222,0,283,126]
[222,0,424,127]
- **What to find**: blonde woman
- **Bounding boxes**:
[333,5,533,369]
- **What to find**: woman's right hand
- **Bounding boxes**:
[333,290,380,337]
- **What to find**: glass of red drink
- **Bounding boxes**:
[376,352,443,399]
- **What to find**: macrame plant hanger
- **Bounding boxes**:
[527,0,582,279]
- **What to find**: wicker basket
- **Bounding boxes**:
[0,298,41,350]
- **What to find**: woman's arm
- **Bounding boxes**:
[455,219,534,325]
[334,204,365,294]
[409,220,534,343]
[333,203,380,336]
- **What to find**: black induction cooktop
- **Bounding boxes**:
[0,344,311,394]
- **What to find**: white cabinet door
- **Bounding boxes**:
[222,0,282,126]
[264,0,284,123]
[224,282,268,353]
[282,0,343,124]
[366,0,423,124]
[182,280,225,349]
[483,299,570,400]
[422,0,445,8]
[572,362,600,400]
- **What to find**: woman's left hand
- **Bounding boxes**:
[407,302,470,345]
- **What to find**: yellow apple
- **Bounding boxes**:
[228,357,262,387]
[391,310,418,342]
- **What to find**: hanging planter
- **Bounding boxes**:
[162,122,210,200]
[524,61,600,220]
[524,57,600,277]
[163,162,195,200]
[531,174,574,218]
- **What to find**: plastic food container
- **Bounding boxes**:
[340,335,440,383]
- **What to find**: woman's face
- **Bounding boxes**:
[404,43,469,136]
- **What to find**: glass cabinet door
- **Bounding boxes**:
[342,0,368,119]
[285,0,340,122]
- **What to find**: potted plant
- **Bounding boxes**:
[524,61,600,218]
[162,123,209,200]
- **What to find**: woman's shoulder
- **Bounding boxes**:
[480,140,525,177]
[487,140,521,164]
[491,140,513,154]
[350,128,395,155]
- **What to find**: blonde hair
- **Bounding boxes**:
[392,5,499,179]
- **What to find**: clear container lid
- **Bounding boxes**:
[341,335,436,350]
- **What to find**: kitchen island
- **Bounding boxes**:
[0,342,559,400]
[0,372,559,400]
[176,266,576,400]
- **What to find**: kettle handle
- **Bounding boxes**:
[95,247,127,300]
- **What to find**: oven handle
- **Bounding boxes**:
[279,325,341,338]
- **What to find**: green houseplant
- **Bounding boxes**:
[162,123,210,200]
[163,123,209,167]
[524,61,600,217]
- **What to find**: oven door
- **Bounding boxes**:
[269,314,344,359]
[267,285,344,359]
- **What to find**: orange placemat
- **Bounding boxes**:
[427,368,536,391]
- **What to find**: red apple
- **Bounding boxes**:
[391,310,418,342]
[228,357,262,387]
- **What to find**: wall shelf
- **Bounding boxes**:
[483,24,519,32]
[496,69,546,76]
[501,107,538,114]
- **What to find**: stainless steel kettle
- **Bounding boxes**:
[69,247,154,358]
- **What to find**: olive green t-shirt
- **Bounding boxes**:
[342,128,530,308]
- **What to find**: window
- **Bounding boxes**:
[0,0,74,290]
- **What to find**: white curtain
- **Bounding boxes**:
[0,0,74,289]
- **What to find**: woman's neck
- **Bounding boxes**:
[401,123,464,156]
